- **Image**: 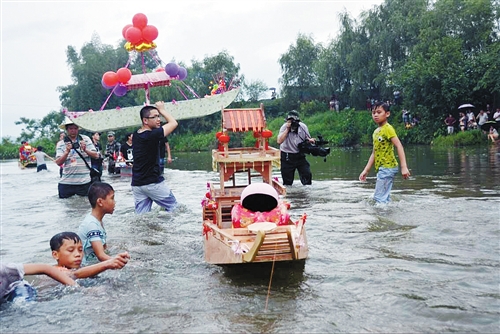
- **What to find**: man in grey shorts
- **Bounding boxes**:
[131,101,178,214]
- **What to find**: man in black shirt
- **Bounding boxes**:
[131,101,178,214]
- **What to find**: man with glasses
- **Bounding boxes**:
[131,101,178,214]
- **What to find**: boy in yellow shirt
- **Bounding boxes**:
[359,102,410,204]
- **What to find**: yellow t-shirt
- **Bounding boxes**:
[372,123,398,171]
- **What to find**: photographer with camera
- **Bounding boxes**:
[277,110,315,186]
[55,118,99,198]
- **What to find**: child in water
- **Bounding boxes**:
[1,232,129,304]
[78,182,123,264]
[50,231,129,279]
[359,101,410,204]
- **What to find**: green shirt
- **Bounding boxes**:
[372,123,398,171]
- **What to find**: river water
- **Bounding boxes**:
[1,145,499,333]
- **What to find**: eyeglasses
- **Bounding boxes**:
[146,115,160,120]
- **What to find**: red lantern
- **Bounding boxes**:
[141,25,158,43]
[262,129,273,138]
[215,131,223,139]
[253,131,261,138]
[218,134,230,143]
[102,71,118,87]
[116,68,132,84]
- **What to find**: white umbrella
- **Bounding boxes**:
[458,103,475,109]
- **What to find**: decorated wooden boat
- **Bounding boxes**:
[18,157,37,169]
[18,143,37,169]
[201,105,308,265]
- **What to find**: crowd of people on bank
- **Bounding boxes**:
[444,105,500,143]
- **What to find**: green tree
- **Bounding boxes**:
[243,80,268,102]
[15,110,65,142]
[279,34,323,107]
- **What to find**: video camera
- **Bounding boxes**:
[298,135,331,161]
[64,136,80,150]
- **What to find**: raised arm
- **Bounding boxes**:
[155,101,178,137]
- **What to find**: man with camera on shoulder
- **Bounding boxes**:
[277,110,315,186]
[55,118,99,198]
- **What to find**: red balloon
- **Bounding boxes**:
[102,71,118,87]
[141,25,158,43]
[132,13,148,29]
[125,26,142,44]
[122,24,133,39]
[116,68,132,84]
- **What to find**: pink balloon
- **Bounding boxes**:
[132,13,148,29]
[122,24,133,39]
[142,25,158,43]
[177,67,187,81]
[125,26,142,44]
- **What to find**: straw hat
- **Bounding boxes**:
[59,117,79,130]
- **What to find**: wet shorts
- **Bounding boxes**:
[132,180,177,214]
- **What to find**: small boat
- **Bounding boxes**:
[201,105,308,265]
[18,144,37,169]
[19,158,37,169]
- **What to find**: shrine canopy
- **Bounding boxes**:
[222,105,267,133]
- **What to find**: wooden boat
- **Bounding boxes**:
[18,158,37,169]
[18,144,37,169]
[201,104,308,265]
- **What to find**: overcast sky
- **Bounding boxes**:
[1,0,383,139]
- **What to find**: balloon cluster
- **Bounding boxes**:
[102,67,132,96]
[122,13,158,52]
[164,62,188,81]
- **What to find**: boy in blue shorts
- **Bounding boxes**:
[78,182,122,264]
[359,102,410,204]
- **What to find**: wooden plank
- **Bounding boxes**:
[243,230,265,262]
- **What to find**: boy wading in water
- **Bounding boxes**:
[359,102,410,204]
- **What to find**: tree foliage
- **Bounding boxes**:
[5,0,499,150]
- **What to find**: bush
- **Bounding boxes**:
[432,130,485,147]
